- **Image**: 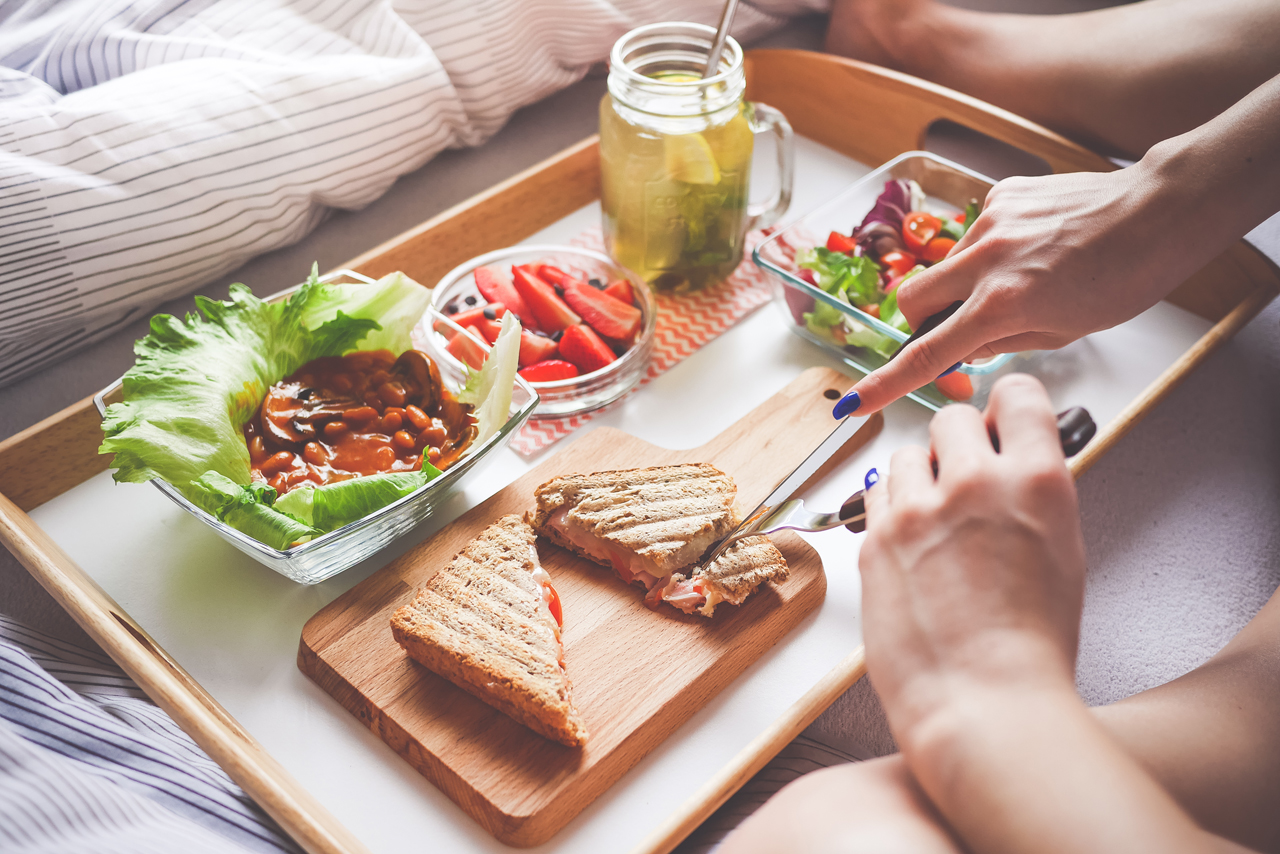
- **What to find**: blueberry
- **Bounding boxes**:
[611,342,628,357]
[464,295,477,306]
[444,303,458,315]
[553,286,564,297]
[589,278,604,289]
[533,330,552,339]
[482,305,497,320]
[551,330,564,343]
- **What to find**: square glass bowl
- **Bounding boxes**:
[93,270,539,585]
[754,151,1034,411]
[425,245,656,417]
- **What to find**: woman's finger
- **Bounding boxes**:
[975,330,1076,355]
[893,255,978,330]
[929,401,995,483]
[886,445,934,502]
[844,303,998,415]
[983,373,1063,464]
[863,476,890,526]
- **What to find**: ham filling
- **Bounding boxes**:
[546,506,664,590]
[646,575,726,615]
[530,552,566,668]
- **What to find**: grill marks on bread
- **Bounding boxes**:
[696,535,789,613]
[531,463,739,577]
[390,515,587,747]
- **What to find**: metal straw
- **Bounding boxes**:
[702,0,740,78]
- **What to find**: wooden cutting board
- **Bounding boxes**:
[298,367,882,846]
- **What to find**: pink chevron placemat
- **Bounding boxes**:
[509,228,775,456]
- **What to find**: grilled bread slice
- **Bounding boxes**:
[650,535,789,617]
[529,463,739,590]
[390,515,587,747]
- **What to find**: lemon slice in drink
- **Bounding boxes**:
[664,132,721,184]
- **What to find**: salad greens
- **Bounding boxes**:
[457,311,521,446]
[100,267,519,551]
[797,180,978,361]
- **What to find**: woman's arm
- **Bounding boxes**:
[858,375,1254,853]
[842,72,1280,416]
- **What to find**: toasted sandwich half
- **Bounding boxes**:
[529,463,739,591]
[389,514,587,747]
[645,535,790,617]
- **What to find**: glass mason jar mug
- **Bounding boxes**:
[600,22,794,292]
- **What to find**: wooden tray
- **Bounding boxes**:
[299,367,875,846]
[0,50,1276,854]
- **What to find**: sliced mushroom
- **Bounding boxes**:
[391,349,443,413]
[261,384,308,446]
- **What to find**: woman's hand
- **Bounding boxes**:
[859,374,1087,745]
[849,164,1190,414]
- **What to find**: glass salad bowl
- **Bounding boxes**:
[754,151,1042,412]
[94,270,538,585]
[425,245,656,417]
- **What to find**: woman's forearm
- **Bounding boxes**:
[1142,71,1280,260]
[903,679,1251,854]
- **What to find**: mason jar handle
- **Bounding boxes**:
[745,102,795,232]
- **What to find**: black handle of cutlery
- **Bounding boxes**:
[839,406,1096,534]
[888,300,963,363]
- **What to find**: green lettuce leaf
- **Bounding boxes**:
[797,247,880,307]
[188,472,317,550]
[274,463,444,533]
[456,311,521,446]
[298,268,432,354]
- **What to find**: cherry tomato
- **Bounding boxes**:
[880,249,917,278]
[903,212,942,254]
[934,370,974,402]
[826,230,858,254]
[954,212,967,224]
[861,303,881,319]
[919,236,957,264]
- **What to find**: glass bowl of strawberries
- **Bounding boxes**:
[426,245,657,417]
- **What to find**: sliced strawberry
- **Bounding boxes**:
[474,267,533,325]
[433,318,458,340]
[475,317,503,344]
[518,359,580,383]
[512,265,580,333]
[603,279,635,306]
[446,326,488,370]
[536,264,569,287]
[445,302,505,331]
[558,324,616,374]
[518,330,559,367]
[562,277,641,341]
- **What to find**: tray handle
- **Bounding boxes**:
[0,491,368,854]
[744,49,1116,177]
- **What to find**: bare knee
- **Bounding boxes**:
[719,755,963,854]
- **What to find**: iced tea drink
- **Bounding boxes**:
[600,24,793,292]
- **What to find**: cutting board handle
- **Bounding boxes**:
[691,367,880,509]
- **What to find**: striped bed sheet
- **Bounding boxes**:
[0,612,859,851]
[0,0,826,387]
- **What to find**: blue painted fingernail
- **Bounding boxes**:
[940,362,961,377]
[832,391,861,419]
[864,467,879,490]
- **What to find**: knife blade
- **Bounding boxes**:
[698,412,869,569]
